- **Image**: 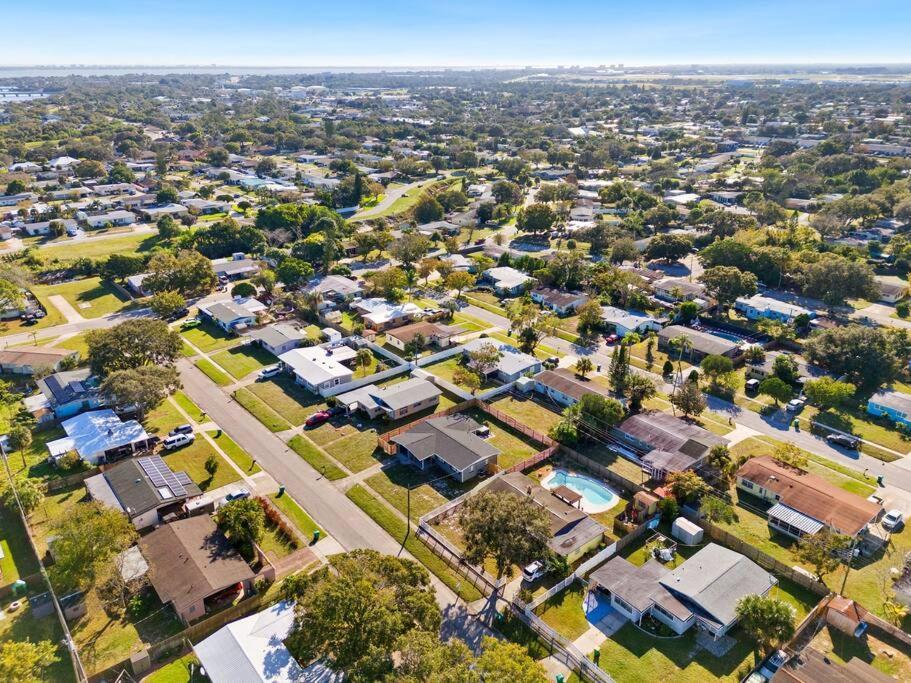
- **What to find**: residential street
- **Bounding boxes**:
[177,359,492,647]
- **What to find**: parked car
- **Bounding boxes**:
[327,405,347,417]
[162,433,195,450]
[259,365,282,380]
[883,509,904,531]
[786,398,806,412]
[181,318,201,329]
[826,433,860,449]
[606,333,619,344]
[521,560,546,583]
[305,411,331,428]
[168,424,193,437]
[744,378,760,394]
[224,488,251,503]
[166,307,190,322]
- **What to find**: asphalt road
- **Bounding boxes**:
[177,359,492,646]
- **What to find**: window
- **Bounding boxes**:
[741,480,753,490]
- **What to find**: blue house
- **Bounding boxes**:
[36,368,106,420]
[734,294,814,323]
[867,390,911,428]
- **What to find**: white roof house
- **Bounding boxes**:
[279,344,357,395]
[194,601,341,683]
[483,267,535,295]
[734,294,814,322]
[462,338,542,382]
[46,409,151,465]
[600,306,662,337]
[352,298,422,330]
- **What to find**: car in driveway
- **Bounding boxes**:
[305,411,331,428]
[162,433,195,450]
[826,432,860,449]
[521,560,546,583]
[259,365,282,380]
[883,509,904,531]
[168,424,193,437]
[605,333,619,344]
[786,398,806,412]
[181,318,201,329]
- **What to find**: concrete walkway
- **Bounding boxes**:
[47,295,85,324]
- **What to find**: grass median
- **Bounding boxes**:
[233,388,292,432]
[346,484,483,602]
[195,358,232,387]
[288,435,346,480]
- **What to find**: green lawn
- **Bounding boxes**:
[247,377,326,426]
[40,231,162,262]
[32,276,133,319]
[536,582,589,640]
[145,398,185,435]
[0,604,74,682]
[54,331,90,357]
[288,435,346,480]
[161,438,241,491]
[423,355,499,390]
[488,395,564,433]
[810,406,911,456]
[211,344,276,379]
[0,504,40,584]
[144,654,207,683]
[196,358,232,387]
[207,430,261,474]
[345,484,483,602]
[463,408,543,470]
[323,429,383,472]
[365,464,448,519]
[270,492,324,541]
[180,322,242,353]
[173,391,206,423]
[233,388,292,432]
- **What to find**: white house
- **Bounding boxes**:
[734,294,814,323]
[351,298,423,331]
[46,409,154,466]
[600,306,661,337]
[483,267,535,296]
[80,210,136,228]
[531,288,590,316]
[462,338,541,382]
[279,343,357,395]
[199,299,263,333]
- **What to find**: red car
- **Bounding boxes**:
[606,334,619,344]
[305,411,331,428]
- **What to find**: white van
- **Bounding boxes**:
[162,433,195,450]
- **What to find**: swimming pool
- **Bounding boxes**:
[540,469,621,514]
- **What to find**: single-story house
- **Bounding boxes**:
[351,298,423,331]
[874,277,906,304]
[416,220,461,237]
[743,351,821,383]
[81,210,135,228]
[653,277,706,303]
[246,323,307,356]
[22,218,77,236]
[462,338,542,382]
[140,516,255,624]
[589,543,776,638]
[46,409,155,466]
[212,253,260,280]
[486,472,605,563]
[0,345,78,375]
[36,368,105,419]
[184,198,231,215]
[279,343,356,395]
[305,275,363,304]
[658,326,742,364]
[125,273,152,297]
[199,298,264,333]
[531,288,590,316]
[194,601,341,683]
[735,294,814,323]
[600,306,662,338]
[138,203,188,221]
[336,377,441,420]
[85,455,201,530]
[615,410,729,480]
[483,267,535,296]
[91,182,142,196]
[736,456,882,541]
[866,389,911,428]
[390,414,500,483]
[534,368,613,408]
[385,321,460,352]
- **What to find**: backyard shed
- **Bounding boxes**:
[672,516,703,545]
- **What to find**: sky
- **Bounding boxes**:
[3,0,911,68]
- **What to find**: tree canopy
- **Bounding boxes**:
[86,318,182,376]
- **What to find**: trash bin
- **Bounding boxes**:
[312,530,320,543]
[556,675,565,683]
[12,580,26,596]
[593,648,600,664]
[278,485,285,497]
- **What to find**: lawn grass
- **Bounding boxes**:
[345,484,483,602]
[270,492,324,541]
[323,429,382,472]
[489,394,564,433]
[31,276,133,319]
[247,377,326,426]
[0,604,74,682]
[463,407,544,470]
[53,331,91,357]
[195,358,232,387]
[180,322,241,353]
[0,504,40,584]
[423,355,499,390]
[365,464,448,519]
[207,430,261,474]
[161,438,241,491]
[233,388,291,432]
[257,521,298,560]
[40,231,162,262]
[145,398,185,435]
[173,391,206,423]
[210,344,276,379]
[287,435,346,480]
[536,582,589,641]
[144,654,206,683]
[810,406,911,455]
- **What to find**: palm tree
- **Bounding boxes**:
[574,357,594,379]
[670,334,692,395]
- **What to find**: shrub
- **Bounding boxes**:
[662,359,674,376]
[897,302,909,318]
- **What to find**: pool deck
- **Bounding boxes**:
[540,468,622,515]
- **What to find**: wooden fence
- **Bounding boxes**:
[416,523,502,597]
[560,445,645,498]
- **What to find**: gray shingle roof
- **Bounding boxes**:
[391,414,499,472]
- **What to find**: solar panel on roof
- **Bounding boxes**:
[138,455,187,497]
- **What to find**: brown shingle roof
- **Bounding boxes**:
[386,321,457,345]
[139,516,254,615]
[0,345,76,367]
[534,369,613,402]
[736,456,881,536]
